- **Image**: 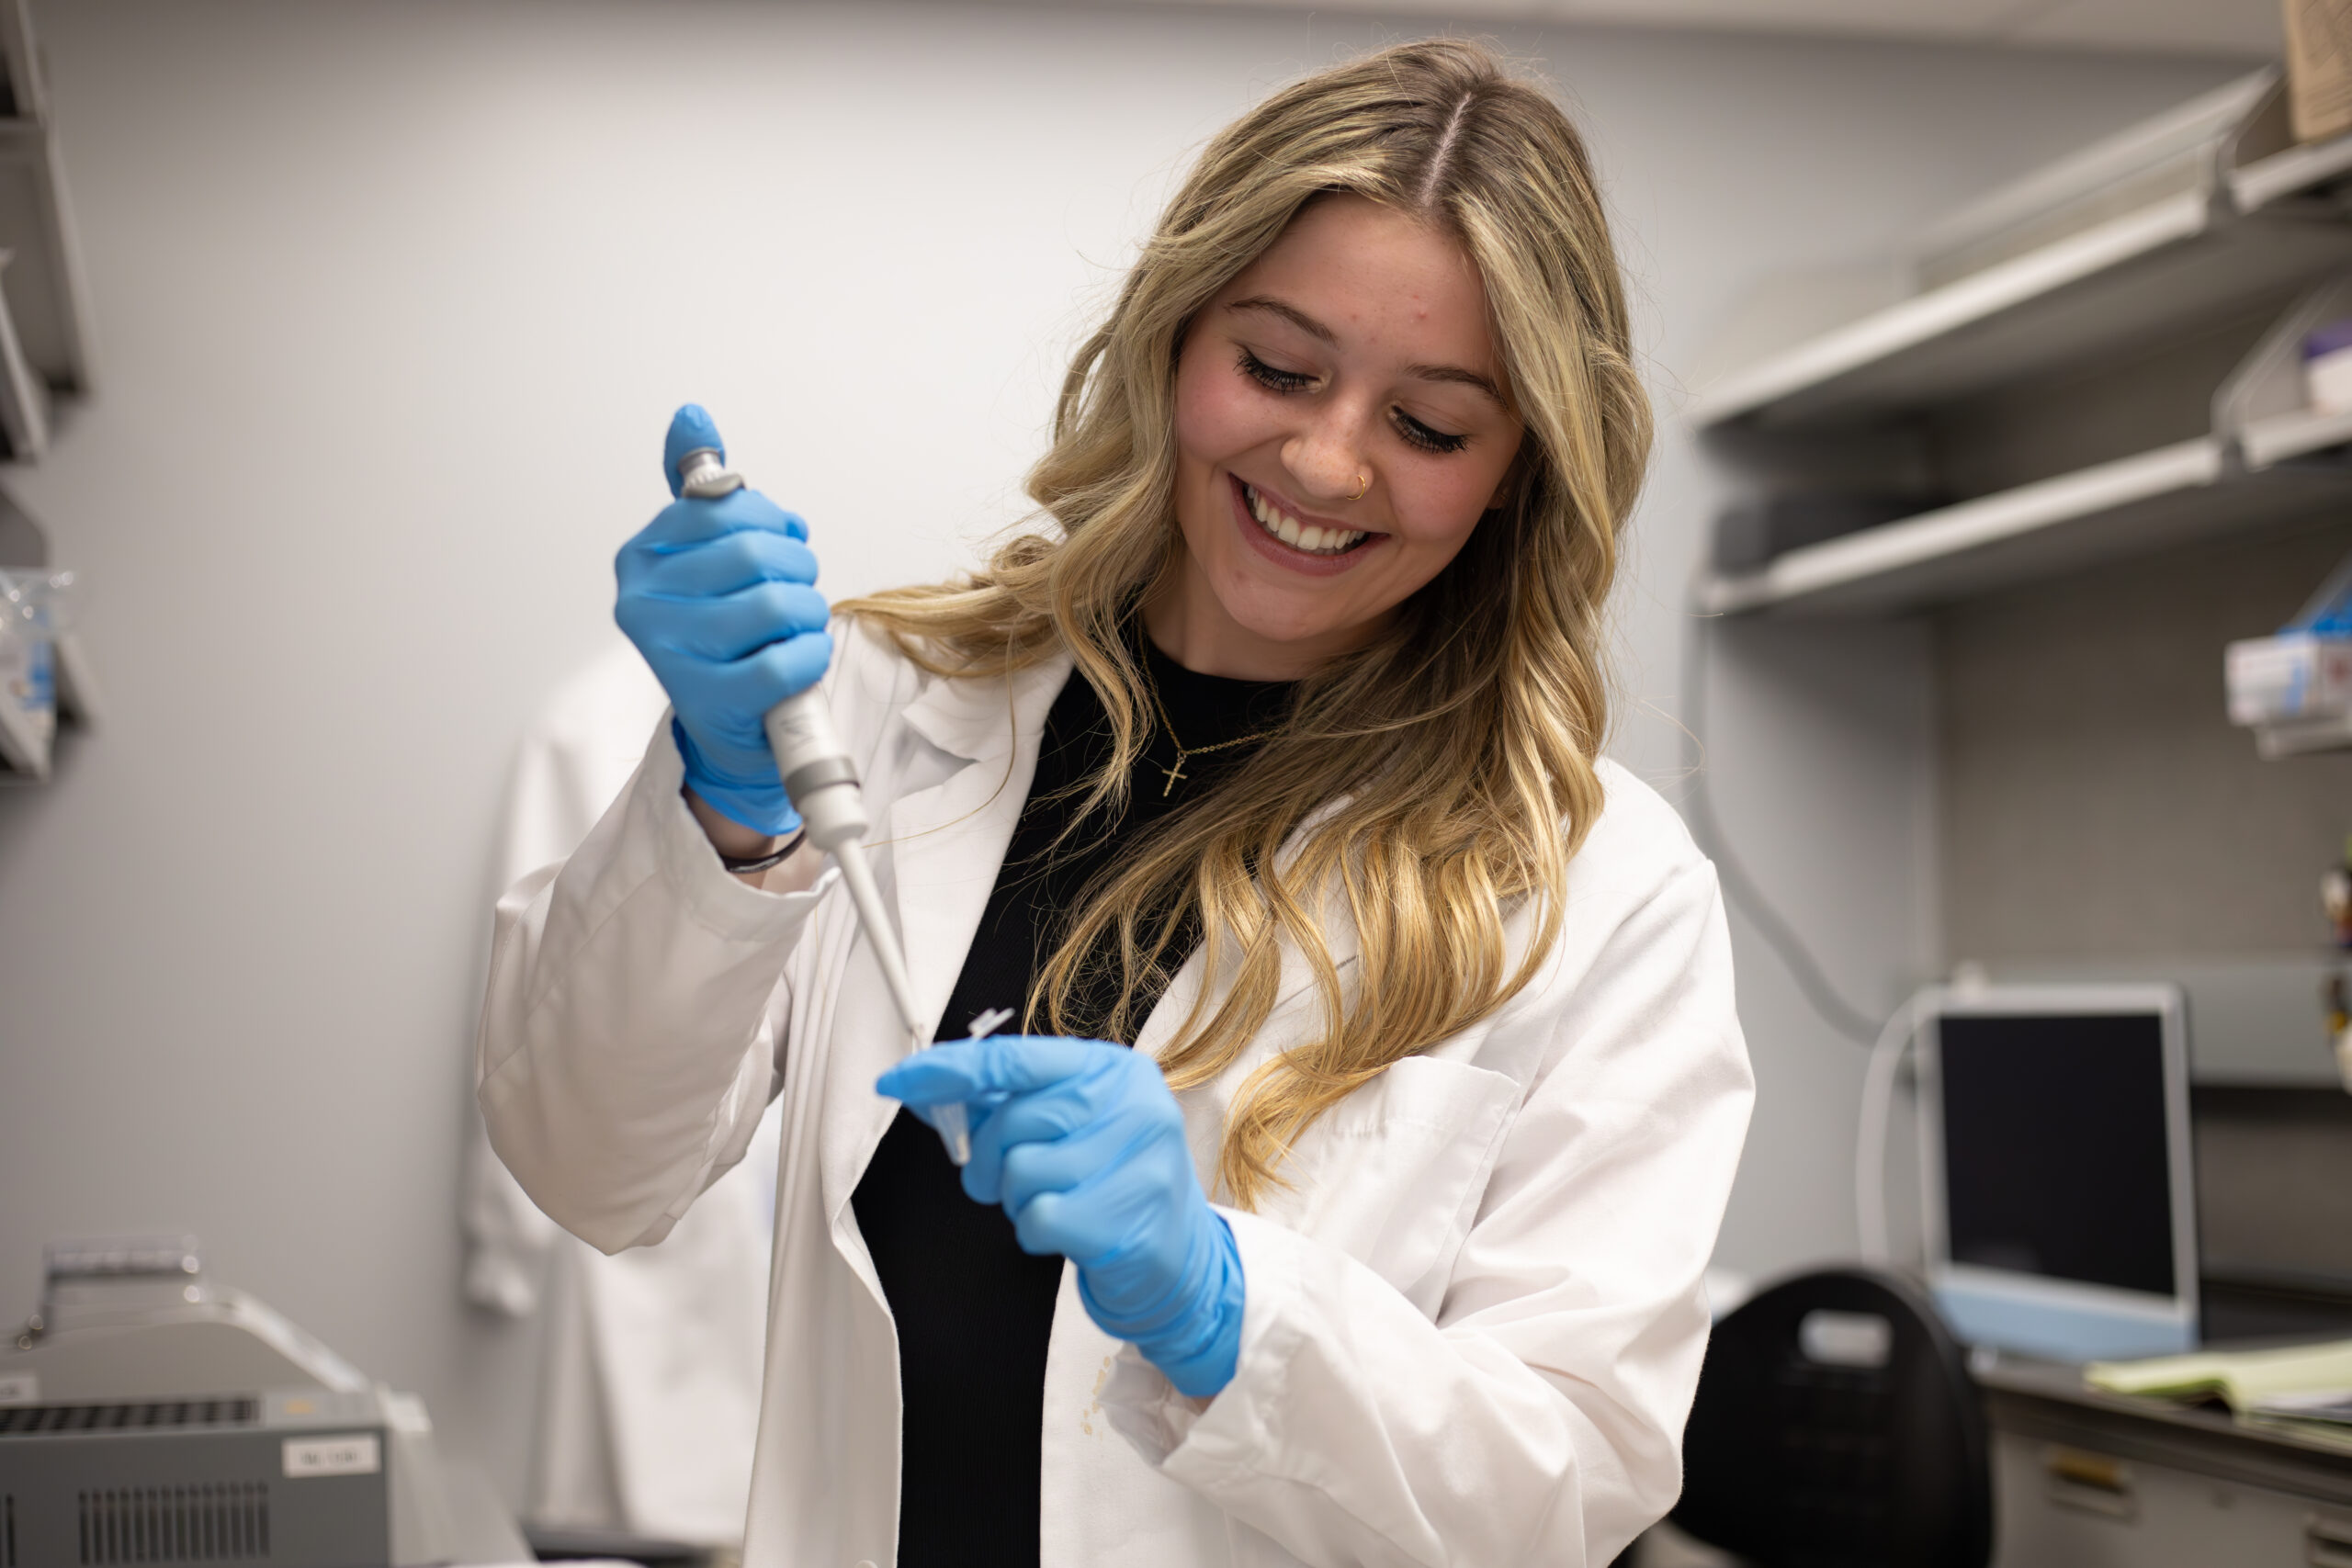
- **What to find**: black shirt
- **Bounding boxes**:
[852,635,1294,1568]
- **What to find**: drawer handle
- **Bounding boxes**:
[2043,1446,2134,1518]
[2310,1513,2352,1568]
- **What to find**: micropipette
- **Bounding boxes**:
[675,445,971,1166]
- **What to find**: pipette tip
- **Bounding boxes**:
[925,1007,1010,1166]
[934,1103,974,1167]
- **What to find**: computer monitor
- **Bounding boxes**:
[1917,984,2198,1362]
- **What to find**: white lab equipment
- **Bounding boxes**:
[2226,630,2352,753]
[2225,544,2352,756]
[459,641,777,1545]
[0,565,60,777]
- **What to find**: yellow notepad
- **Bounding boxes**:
[2086,1339,2352,1409]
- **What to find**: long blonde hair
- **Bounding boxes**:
[842,39,1652,1204]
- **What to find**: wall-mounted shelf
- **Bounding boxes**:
[1702,263,2352,617]
[2243,401,2352,468]
[0,122,97,398]
[1699,439,2352,617]
[0,0,96,463]
[2230,125,2352,214]
[1693,209,2352,432]
[2223,271,2352,472]
[0,2,96,788]
[1694,63,2352,622]
[1693,71,2352,434]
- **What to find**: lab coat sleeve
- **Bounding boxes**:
[462,642,670,1314]
[475,715,828,1256]
[1103,856,1753,1568]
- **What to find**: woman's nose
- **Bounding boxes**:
[1282,417,1370,505]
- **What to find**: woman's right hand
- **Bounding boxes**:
[615,404,833,840]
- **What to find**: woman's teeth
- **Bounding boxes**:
[1243,481,1366,556]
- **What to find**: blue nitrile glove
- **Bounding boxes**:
[614,404,832,836]
[876,1036,1245,1398]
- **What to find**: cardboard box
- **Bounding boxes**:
[2286,0,2352,144]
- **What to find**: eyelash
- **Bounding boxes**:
[1235,348,1471,456]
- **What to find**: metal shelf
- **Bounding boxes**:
[2242,402,2352,468]
[1692,205,2352,431]
[1692,73,2352,434]
[1697,437,2352,617]
[2231,128,2352,215]
[0,121,96,400]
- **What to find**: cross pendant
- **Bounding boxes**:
[1159,757,1187,795]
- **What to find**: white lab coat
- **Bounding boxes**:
[479,619,1753,1568]
[460,640,777,1543]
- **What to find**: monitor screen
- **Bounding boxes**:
[1938,1010,2178,1300]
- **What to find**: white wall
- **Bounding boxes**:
[0,0,2243,1502]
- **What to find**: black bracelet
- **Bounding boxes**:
[718,828,808,875]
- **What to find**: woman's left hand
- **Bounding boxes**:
[876,1035,1245,1398]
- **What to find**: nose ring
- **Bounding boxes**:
[1350,471,1368,502]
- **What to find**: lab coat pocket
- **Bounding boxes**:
[1251,1055,1520,1317]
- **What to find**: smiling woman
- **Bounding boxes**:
[480,34,1751,1568]
[1163,197,1525,667]
[847,40,1657,1205]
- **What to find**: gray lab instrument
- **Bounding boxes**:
[0,1236,526,1567]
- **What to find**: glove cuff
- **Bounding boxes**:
[1085,1213,1245,1400]
[673,718,802,838]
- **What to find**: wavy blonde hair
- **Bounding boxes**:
[842,38,1651,1205]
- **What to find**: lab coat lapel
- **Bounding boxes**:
[890,655,1073,1032]
[818,648,1074,1229]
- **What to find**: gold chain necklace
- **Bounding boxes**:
[1141,660,1279,796]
